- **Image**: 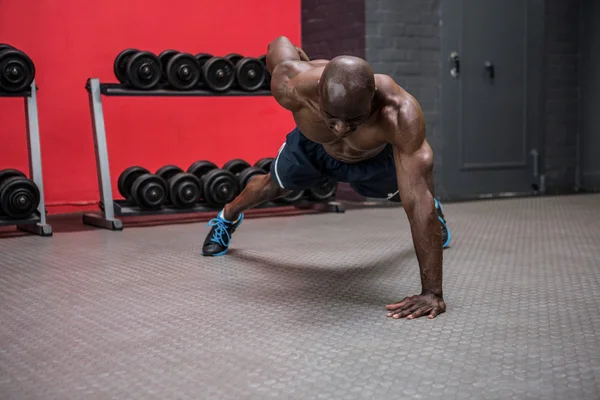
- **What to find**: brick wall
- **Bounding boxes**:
[543,0,582,192]
[364,0,443,190]
[301,0,365,60]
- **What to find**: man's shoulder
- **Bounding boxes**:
[374,75,425,146]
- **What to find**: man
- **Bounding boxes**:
[201,36,450,320]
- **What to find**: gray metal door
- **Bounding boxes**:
[440,0,545,199]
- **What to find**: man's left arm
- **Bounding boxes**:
[385,104,446,320]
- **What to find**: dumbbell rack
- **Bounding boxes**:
[0,80,52,236]
[82,78,343,231]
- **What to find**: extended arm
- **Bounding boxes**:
[386,100,446,319]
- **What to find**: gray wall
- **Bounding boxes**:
[543,0,582,193]
[365,0,443,191]
[580,0,600,191]
[301,0,593,197]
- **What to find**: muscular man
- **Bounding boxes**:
[201,36,451,320]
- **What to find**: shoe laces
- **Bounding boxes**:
[207,218,232,247]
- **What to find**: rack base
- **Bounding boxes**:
[0,213,53,236]
[82,199,344,231]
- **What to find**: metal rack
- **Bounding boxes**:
[0,80,52,236]
[82,78,343,231]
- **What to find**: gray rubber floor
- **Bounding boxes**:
[1,194,599,400]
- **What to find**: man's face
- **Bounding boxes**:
[320,105,371,138]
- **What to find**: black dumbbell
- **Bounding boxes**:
[0,46,35,93]
[253,158,304,204]
[156,165,183,203]
[113,49,162,90]
[157,50,178,85]
[200,169,238,208]
[167,172,202,209]
[307,179,337,201]
[195,53,213,89]
[202,57,235,92]
[224,53,244,65]
[0,169,40,219]
[233,57,266,91]
[164,52,201,90]
[223,158,266,190]
[257,55,270,90]
[117,166,167,209]
[223,159,251,175]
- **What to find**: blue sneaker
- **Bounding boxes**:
[434,198,451,249]
[201,210,244,256]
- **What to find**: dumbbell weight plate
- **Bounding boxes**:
[0,49,36,93]
[202,169,238,208]
[195,53,213,88]
[114,49,139,84]
[0,168,26,184]
[308,179,337,201]
[224,53,244,65]
[254,157,273,172]
[0,44,15,52]
[156,165,184,203]
[278,189,305,204]
[222,159,251,176]
[202,57,235,92]
[131,174,168,210]
[117,166,150,200]
[0,176,40,219]
[234,58,265,91]
[126,51,162,90]
[156,165,183,182]
[237,167,266,190]
[166,53,200,90]
[258,55,271,89]
[168,172,202,209]
[187,160,218,179]
[158,49,178,80]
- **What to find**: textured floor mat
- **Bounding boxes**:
[0,194,599,399]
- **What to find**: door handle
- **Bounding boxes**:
[449,51,460,79]
[484,61,494,79]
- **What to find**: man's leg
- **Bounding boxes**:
[202,127,324,256]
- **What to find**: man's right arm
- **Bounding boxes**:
[266,36,302,74]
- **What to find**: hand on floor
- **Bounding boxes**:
[386,293,446,320]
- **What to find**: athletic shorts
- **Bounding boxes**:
[269,127,401,202]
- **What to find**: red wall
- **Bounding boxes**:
[0,0,300,213]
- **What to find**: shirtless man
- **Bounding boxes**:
[201,36,451,320]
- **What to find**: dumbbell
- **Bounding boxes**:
[0,44,35,93]
[156,164,202,209]
[253,157,305,204]
[257,55,270,90]
[201,56,235,92]
[187,160,238,208]
[0,169,40,219]
[157,50,200,90]
[222,158,267,190]
[224,53,265,92]
[113,49,162,90]
[307,179,337,201]
[117,166,167,210]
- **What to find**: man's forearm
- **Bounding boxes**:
[405,195,443,298]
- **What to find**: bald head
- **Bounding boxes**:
[318,56,376,127]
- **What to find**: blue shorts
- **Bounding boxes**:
[269,127,400,202]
